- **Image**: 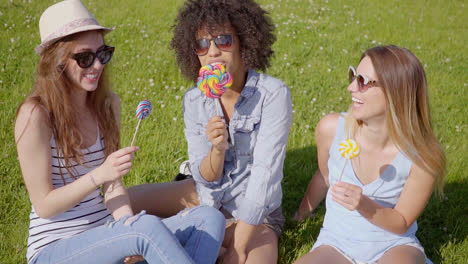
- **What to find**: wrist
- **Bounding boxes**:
[89,174,101,188]
[212,145,226,154]
[90,167,105,186]
[232,222,254,252]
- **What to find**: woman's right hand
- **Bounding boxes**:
[95,146,139,185]
[206,116,228,152]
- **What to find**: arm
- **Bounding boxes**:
[103,93,134,220]
[231,84,291,255]
[294,114,340,221]
[294,170,328,221]
[184,94,228,185]
[15,102,138,219]
[199,116,228,182]
[331,164,435,234]
[221,220,254,264]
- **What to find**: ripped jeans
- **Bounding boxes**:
[31,206,225,264]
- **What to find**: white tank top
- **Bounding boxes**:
[26,127,113,263]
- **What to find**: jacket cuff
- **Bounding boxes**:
[237,198,266,226]
[190,159,222,187]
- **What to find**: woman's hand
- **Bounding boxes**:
[95,146,139,185]
[331,181,364,211]
[206,116,228,152]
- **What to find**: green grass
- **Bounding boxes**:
[1,0,466,263]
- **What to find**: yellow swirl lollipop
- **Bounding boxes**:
[338,139,360,181]
[339,139,360,159]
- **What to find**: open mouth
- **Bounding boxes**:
[84,72,100,82]
[352,97,363,104]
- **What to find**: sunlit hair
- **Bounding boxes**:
[345,45,446,196]
[171,0,276,82]
[16,31,119,183]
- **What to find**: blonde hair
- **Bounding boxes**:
[345,45,445,196]
[16,31,120,182]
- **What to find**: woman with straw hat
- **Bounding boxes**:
[15,1,225,263]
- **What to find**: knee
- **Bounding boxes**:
[126,214,166,236]
[189,206,226,234]
[195,206,225,224]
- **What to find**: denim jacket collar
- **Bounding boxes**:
[240,69,259,99]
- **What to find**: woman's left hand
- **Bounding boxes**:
[331,181,364,211]
[123,255,144,264]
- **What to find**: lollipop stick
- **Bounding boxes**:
[338,159,348,182]
[215,98,222,117]
[130,119,142,146]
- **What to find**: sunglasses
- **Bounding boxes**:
[195,34,234,56]
[71,45,115,68]
[348,66,379,92]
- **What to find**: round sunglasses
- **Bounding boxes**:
[348,65,379,92]
[195,34,234,56]
[71,45,115,68]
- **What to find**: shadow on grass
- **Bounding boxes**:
[278,145,468,264]
[418,179,468,263]
[279,144,324,264]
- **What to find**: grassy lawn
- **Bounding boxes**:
[0,0,466,263]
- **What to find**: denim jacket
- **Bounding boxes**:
[183,70,292,225]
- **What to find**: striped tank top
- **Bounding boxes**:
[26,127,113,263]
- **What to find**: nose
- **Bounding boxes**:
[206,40,222,57]
[347,79,359,93]
[91,56,105,70]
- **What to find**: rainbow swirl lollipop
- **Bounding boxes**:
[131,99,152,146]
[339,139,360,159]
[337,139,360,181]
[197,64,232,99]
[135,99,153,120]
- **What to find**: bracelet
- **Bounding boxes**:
[89,174,100,188]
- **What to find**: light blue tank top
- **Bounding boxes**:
[312,115,431,263]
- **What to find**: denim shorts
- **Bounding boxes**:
[221,206,285,237]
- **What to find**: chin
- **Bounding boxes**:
[81,84,99,92]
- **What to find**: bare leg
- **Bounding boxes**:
[244,224,278,264]
[378,245,425,264]
[294,245,351,264]
[221,223,278,264]
[128,179,199,217]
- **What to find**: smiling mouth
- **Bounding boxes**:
[84,72,100,81]
[352,97,363,104]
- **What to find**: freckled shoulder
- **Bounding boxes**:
[315,113,342,144]
[15,101,52,145]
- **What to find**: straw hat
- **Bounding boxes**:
[35,0,113,55]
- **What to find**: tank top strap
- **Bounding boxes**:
[330,114,347,152]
